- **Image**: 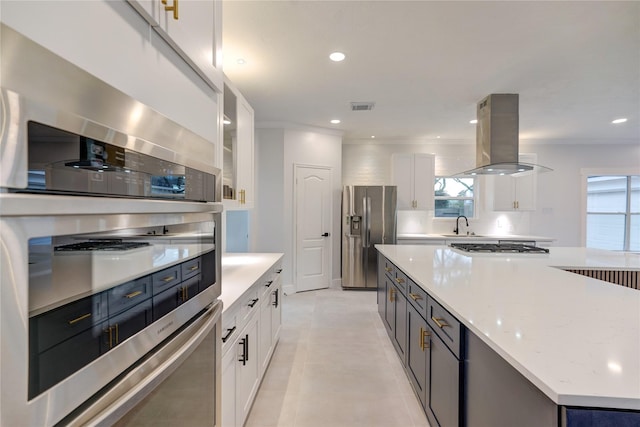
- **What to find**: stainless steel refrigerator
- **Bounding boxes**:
[342,185,397,289]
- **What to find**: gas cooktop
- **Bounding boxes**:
[55,240,150,252]
[450,243,549,254]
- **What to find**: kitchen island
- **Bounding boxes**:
[376,244,639,426]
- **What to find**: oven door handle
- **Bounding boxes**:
[66,301,222,427]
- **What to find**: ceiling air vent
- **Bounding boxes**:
[350,102,375,111]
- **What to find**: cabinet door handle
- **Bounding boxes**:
[421,329,431,350]
[238,337,247,365]
[385,267,393,273]
[161,0,179,20]
[395,277,405,284]
[222,326,236,343]
[68,313,91,325]
[516,201,519,209]
[431,316,449,329]
[272,289,279,308]
[409,293,422,301]
[389,288,395,302]
[248,298,259,308]
[265,280,273,288]
[244,334,249,362]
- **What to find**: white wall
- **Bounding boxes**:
[343,139,640,245]
[251,126,342,293]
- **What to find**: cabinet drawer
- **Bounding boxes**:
[382,257,396,279]
[107,276,152,316]
[152,265,182,295]
[427,298,463,359]
[407,279,428,316]
[33,293,108,353]
[181,256,202,281]
[240,289,260,324]
[393,269,409,295]
[221,311,238,355]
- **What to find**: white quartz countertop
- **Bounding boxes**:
[221,253,283,313]
[396,233,555,241]
[376,244,640,410]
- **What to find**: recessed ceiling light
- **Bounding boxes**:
[470,119,478,124]
[329,52,345,62]
[612,118,627,124]
[436,136,441,139]
[237,58,246,65]
[371,135,375,139]
[330,119,341,124]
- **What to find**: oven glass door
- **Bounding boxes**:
[0,198,221,426]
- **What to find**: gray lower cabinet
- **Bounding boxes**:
[406,303,429,411]
[379,254,462,427]
[429,328,462,427]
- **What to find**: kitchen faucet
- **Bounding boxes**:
[454,215,469,235]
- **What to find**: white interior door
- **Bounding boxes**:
[295,165,332,292]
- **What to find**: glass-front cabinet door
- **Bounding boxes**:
[223,80,254,210]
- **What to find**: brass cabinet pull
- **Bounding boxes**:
[395,277,405,284]
[68,313,91,325]
[389,288,396,302]
[161,0,179,20]
[516,201,519,209]
[189,265,198,271]
[162,275,175,283]
[239,189,246,204]
[409,293,422,301]
[421,329,431,350]
[125,290,143,299]
[106,326,113,348]
[115,323,119,345]
[431,316,449,329]
[385,267,393,272]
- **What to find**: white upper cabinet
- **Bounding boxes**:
[127,0,223,92]
[223,80,255,210]
[493,154,538,211]
[392,153,436,210]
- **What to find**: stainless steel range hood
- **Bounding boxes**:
[460,94,552,176]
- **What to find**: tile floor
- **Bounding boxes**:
[244,287,430,427]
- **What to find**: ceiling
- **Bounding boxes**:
[221,1,639,143]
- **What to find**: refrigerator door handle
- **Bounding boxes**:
[364,196,372,248]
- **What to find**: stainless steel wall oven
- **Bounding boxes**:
[0,24,223,426]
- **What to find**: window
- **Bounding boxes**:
[434,177,476,218]
[586,175,639,251]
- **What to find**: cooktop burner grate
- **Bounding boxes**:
[450,243,549,253]
[55,240,151,252]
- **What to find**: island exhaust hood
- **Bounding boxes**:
[460,94,552,176]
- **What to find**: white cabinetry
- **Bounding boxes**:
[223,80,255,210]
[392,153,435,210]
[127,0,223,92]
[493,154,537,211]
[221,258,283,427]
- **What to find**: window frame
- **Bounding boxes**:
[581,169,640,251]
[433,176,478,219]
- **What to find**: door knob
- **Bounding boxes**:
[322,232,330,237]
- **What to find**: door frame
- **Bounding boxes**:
[292,163,333,293]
